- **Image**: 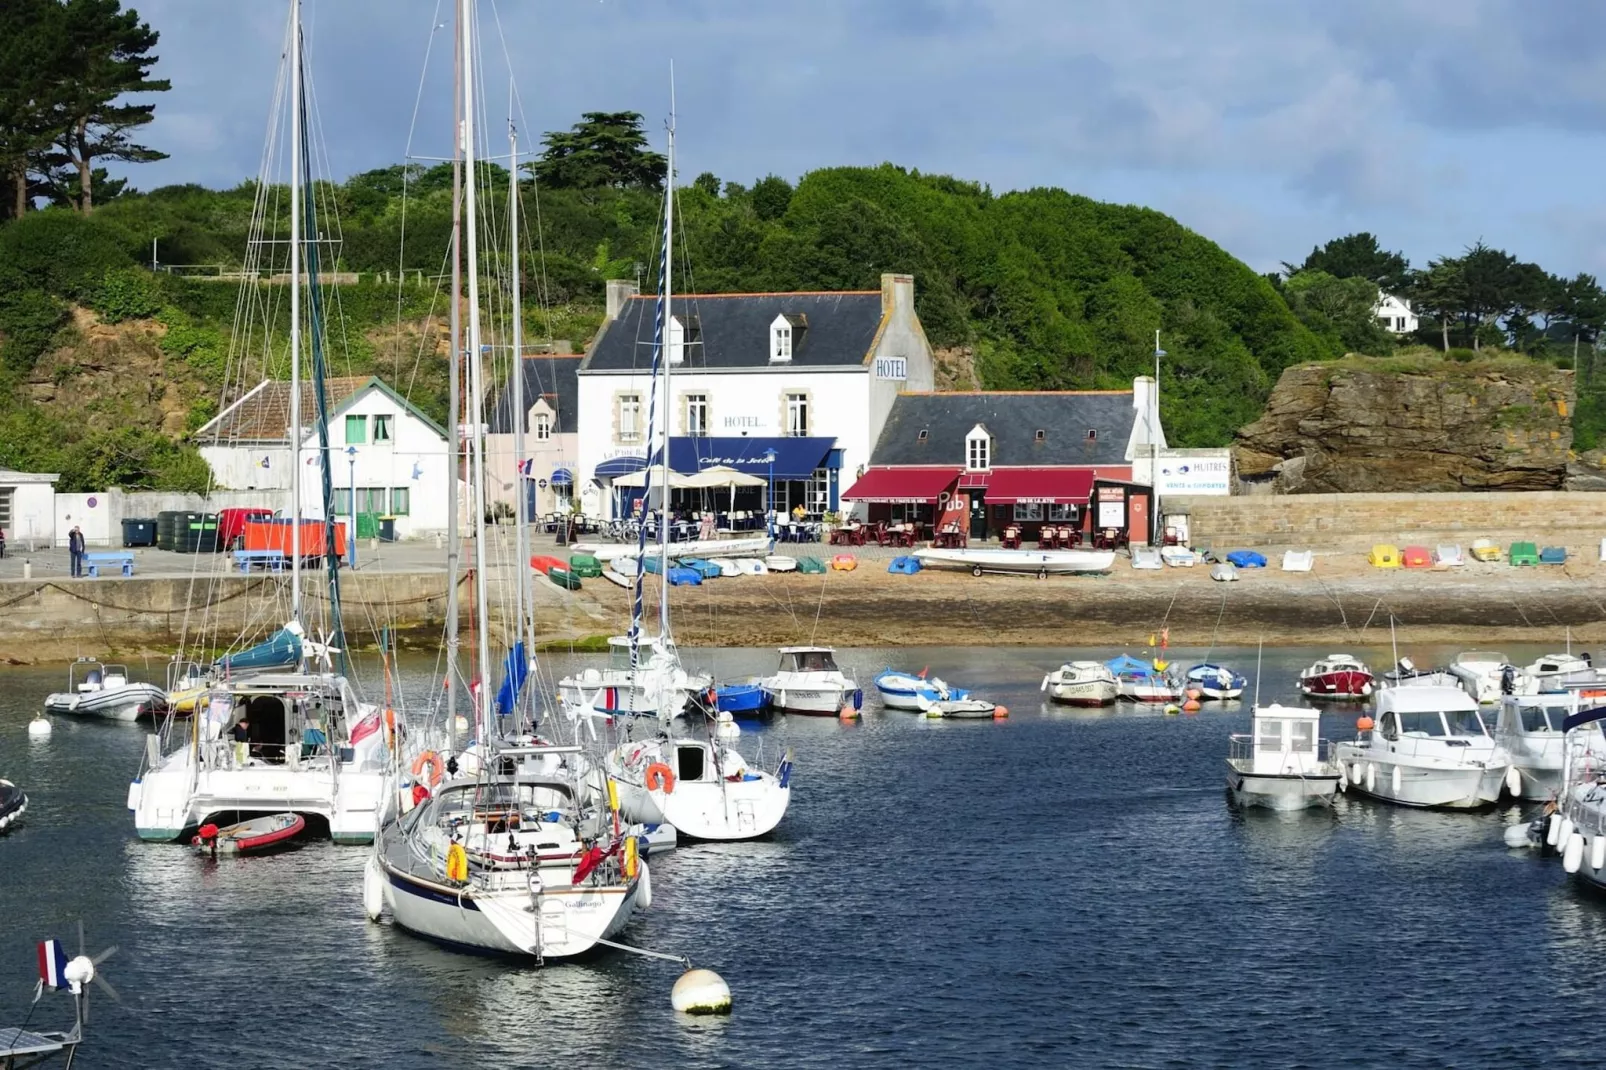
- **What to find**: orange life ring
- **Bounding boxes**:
[644,761,676,794]
[411,750,444,787]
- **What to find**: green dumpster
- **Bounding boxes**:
[378,516,397,543]
[355,512,378,540]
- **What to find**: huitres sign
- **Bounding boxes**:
[1156,449,1232,495]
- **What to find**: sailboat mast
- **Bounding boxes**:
[509,118,532,704]
[656,103,674,642]
[288,0,303,625]
[462,0,494,735]
[444,0,463,739]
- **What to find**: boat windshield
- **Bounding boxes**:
[1397,710,1447,737]
[786,651,837,672]
[1518,704,1553,733]
[1444,708,1488,736]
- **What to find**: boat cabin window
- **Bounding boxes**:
[1396,710,1447,737]
[609,644,633,669]
[677,745,706,783]
[1380,712,1400,741]
[1519,704,1552,733]
[785,650,837,672]
[1290,718,1315,752]
[1256,718,1285,751]
[1443,708,1487,737]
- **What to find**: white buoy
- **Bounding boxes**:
[1390,765,1402,795]
[715,712,740,741]
[1547,813,1563,846]
[454,714,469,734]
[27,715,51,739]
[1564,832,1585,874]
[1560,817,1575,850]
[1365,763,1376,793]
[1592,834,1606,872]
[1505,766,1522,798]
[362,855,385,922]
[1504,823,1534,849]
[671,968,732,1015]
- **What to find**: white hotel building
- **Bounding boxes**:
[574,273,936,519]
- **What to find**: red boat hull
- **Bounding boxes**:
[1300,670,1374,700]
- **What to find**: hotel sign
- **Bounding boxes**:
[874,356,907,381]
[722,416,761,430]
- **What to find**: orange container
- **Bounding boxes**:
[243,518,347,559]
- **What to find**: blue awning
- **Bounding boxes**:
[594,455,647,479]
[551,467,574,486]
[668,437,835,480]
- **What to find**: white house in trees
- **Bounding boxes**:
[1375,292,1419,334]
[195,375,452,538]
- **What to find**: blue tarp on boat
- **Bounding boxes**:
[216,627,302,673]
[1226,550,1267,568]
[888,556,922,574]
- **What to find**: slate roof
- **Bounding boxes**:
[583,292,884,371]
[871,392,1139,467]
[196,377,370,444]
[488,354,583,434]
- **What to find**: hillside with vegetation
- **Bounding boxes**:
[1,0,1602,491]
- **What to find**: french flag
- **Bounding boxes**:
[519,458,533,476]
[37,939,67,990]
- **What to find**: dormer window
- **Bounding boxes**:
[1034,429,1045,442]
[965,423,991,471]
[917,429,928,442]
[769,312,805,363]
[1086,429,1097,442]
[669,314,700,365]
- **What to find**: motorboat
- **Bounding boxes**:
[874,668,970,710]
[1524,652,1598,690]
[1494,688,1606,801]
[603,733,792,841]
[556,635,712,719]
[1334,684,1511,808]
[191,812,306,856]
[1225,703,1342,810]
[1298,654,1374,701]
[129,671,391,844]
[913,546,1116,577]
[916,694,1002,720]
[1378,658,1459,690]
[1446,651,1515,704]
[44,658,167,722]
[1547,700,1606,889]
[762,646,861,715]
[373,746,646,959]
[1186,663,1246,700]
[0,779,25,833]
[1041,661,1118,706]
[1106,654,1183,704]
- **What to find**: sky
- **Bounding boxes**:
[118,0,1606,280]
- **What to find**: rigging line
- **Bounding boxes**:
[808,561,829,646]
[394,0,447,387]
[1202,586,1229,664]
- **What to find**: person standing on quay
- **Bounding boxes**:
[68,525,86,577]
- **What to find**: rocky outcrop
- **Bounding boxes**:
[1235,357,1573,493]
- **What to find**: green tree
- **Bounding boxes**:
[750,174,793,221]
[0,0,65,220]
[691,171,720,197]
[531,112,665,191]
[47,0,170,213]
[1285,232,1411,295]
[1411,256,1463,352]
[1282,270,1394,355]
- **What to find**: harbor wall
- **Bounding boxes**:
[1170,491,1606,551]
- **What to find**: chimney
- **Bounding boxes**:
[1131,375,1160,446]
[880,273,915,319]
[605,279,639,321]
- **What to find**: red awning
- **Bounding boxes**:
[957,471,990,490]
[983,468,1095,505]
[843,466,960,504]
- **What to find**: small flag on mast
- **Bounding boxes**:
[37,939,67,990]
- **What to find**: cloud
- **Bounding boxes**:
[110,0,1606,279]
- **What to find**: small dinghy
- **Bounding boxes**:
[710,558,740,577]
[192,812,306,856]
[735,559,768,576]
[1210,562,1238,582]
[715,679,769,718]
[916,694,1003,720]
[1160,546,1196,567]
[875,668,970,710]
[1281,550,1313,572]
[764,555,798,572]
[602,568,632,588]
[1130,546,1163,570]
[1186,663,1246,700]
[0,779,26,833]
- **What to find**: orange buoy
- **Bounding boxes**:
[1183,698,1202,713]
[1185,688,1203,701]
[993,705,1009,719]
[838,704,859,721]
[1357,716,1375,732]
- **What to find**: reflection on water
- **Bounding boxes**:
[0,644,1603,1068]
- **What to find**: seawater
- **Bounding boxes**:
[2,643,1604,1069]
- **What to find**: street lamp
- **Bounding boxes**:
[1152,331,1166,546]
[345,445,358,569]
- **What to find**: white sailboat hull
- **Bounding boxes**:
[604,741,790,841]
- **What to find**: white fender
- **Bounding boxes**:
[1365,763,1376,794]
[363,855,385,922]
[638,859,653,909]
[1350,762,1362,786]
[1560,817,1575,850]
[1547,813,1563,846]
[1592,834,1606,872]
[1504,766,1522,798]
[1040,674,1050,693]
[1564,832,1585,874]
[1390,765,1402,795]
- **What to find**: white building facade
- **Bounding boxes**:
[195,376,452,538]
[0,469,58,548]
[575,273,935,520]
[1375,292,1419,334]
[484,354,582,519]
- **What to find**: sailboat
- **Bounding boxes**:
[584,97,793,841]
[369,0,644,959]
[128,0,389,845]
